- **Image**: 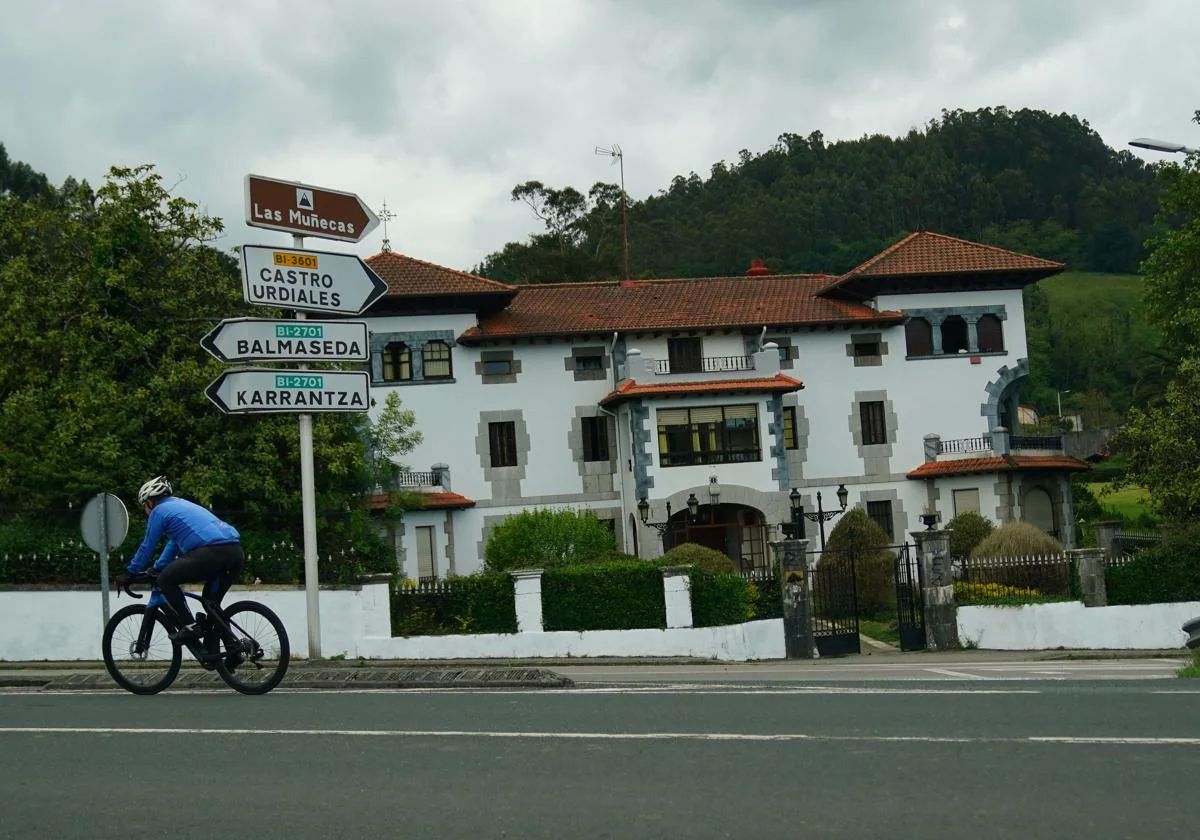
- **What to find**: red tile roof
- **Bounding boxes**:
[366,251,516,298]
[907,455,1090,479]
[599,373,804,407]
[459,275,903,342]
[365,491,476,510]
[820,231,1065,297]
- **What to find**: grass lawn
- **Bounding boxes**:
[1086,482,1156,523]
[1040,271,1144,309]
[1180,656,1200,678]
[859,613,901,647]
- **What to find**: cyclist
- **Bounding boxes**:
[115,476,244,644]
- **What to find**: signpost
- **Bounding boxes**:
[205,369,371,415]
[218,174,384,659]
[245,174,379,243]
[240,245,387,315]
[201,318,369,364]
[80,492,130,625]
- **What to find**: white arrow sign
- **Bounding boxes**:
[241,245,388,315]
[205,369,371,414]
[201,318,369,363]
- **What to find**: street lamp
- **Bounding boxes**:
[1129,137,1200,155]
[797,484,849,550]
[637,497,674,537]
[781,487,805,539]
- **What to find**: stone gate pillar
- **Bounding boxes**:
[910,528,959,651]
[774,538,815,659]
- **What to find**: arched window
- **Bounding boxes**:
[905,317,933,356]
[1022,487,1058,538]
[977,314,1005,353]
[941,315,969,354]
[381,342,411,382]
[423,340,452,379]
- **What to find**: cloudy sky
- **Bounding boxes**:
[2,0,1198,270]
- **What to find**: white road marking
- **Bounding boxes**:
[0,685,1043,697]
[925,668,989,680]
[0,726,1197,747]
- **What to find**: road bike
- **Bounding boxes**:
[101,572,290,695]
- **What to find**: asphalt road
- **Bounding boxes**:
[2,672,1198,838]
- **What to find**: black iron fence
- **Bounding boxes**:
[1009,434,1064,451]
[955,553,1077,604]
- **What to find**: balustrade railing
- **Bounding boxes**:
[395,471,442,487]
[653,356,756,375]
[937,435,992,455]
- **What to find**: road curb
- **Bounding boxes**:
[40,668,574,692]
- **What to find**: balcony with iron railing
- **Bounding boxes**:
[624,345,781,384]
[652,355,756,375]
[928,430,1064,461]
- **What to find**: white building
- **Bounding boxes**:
[360,232,1087,578]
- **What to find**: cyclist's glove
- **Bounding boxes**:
[113,572,130,590]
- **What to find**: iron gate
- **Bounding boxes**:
[809,549,860,656]
[893,543,926,651]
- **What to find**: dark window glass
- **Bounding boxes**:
[576,355,604,371]
[382,342,411,382]
[977,314,1005,353]
[905,318,932,356]
[854,341,880,357]
[667,337,703,373]
[860,401,887,446]
[941,316,969,354]
[423,340,452,379]
[582,416,609,462]
[866,500,894,541]
[657,405,760,467]
[783,406,798,450]
[488,421,517,468]
[483,358,512,376]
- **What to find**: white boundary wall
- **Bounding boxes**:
[0,581,784,662]
[958,601,1200,650]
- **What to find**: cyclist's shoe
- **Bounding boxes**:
[169,623,202,643]
[224,651,246,669]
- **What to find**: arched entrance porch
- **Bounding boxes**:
[662,503,770,573]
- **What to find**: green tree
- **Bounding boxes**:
[483,508,616,573]
[0,164,392,537]
[822,508,894,614]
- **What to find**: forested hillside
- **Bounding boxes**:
[476,107,1161,284]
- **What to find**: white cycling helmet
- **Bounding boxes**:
[137,476,173,506]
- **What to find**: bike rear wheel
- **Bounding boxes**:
[214,601,290,695]
[102,604,182,695]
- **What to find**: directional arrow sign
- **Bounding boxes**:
[205,369,371,414]
[245,174,379,243]
[241,244,388,315]
[200,318,370,364]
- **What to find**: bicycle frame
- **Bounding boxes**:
[132,583,232,662]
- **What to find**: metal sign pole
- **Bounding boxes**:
[294,232,322,659]
[99,494,111,624]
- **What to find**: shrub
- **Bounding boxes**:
[822,508,895,614]
[392,573,517,635]
[655,542,736,574]
[947,511,994,558]
[484,508,617,573]
[954,580,1068,605]
[541,561,665,631]
[1107,524,1200,605]
[689,572,758,626]
[971,521,1062,558]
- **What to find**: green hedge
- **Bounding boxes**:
[392,574,517,636]
[689,572,758,627]
[542,561,665,631]
[1107,526,1200,605]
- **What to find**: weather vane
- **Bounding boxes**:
[379,200,396,253]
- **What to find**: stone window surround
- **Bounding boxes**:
[854,488,907,544]
[780,396,810,487]
[848,390,898,477]
[766,394,790,490]
[903,305,1007,359]
[369,329,457,385]
[476,410,530,503]
[568,405,618,493]
[475,348,522,384]
[845,332,888,367]
[565,346,611,382]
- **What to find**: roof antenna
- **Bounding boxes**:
[379,200,396,253]
[594,144,630,281]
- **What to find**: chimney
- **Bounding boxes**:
[746,258,769,276]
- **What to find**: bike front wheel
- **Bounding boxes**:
[215,601,290,695]
[102,604,182,695]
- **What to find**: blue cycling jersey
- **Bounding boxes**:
[127,496,240,574]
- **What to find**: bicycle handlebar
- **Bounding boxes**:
[118,571,156,600]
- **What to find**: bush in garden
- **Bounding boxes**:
[391,573,517,636]
[947,511,994,558]
[1106,524,1200,605]
[541,561,665,630]
[655,542,736,574]
[821,508,896,614]
[484,508,616,573]
[689,572,759,626]
[970,521,1062,558]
